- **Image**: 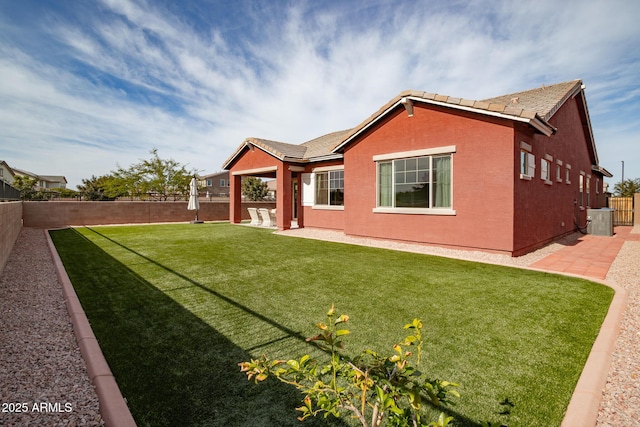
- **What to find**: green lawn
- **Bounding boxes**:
[49,223,613,427]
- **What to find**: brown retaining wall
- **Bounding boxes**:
[22,201,275,228]
[0,201,23,274]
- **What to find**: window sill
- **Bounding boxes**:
[519,174,532,180]
[373,207,456,215]
[312,205,344,211]
[543,179,553,186]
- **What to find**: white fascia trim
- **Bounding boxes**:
[373,207,456,215]
[334,98,554,154]
[307,154,344,163]
[333,102,402,152]
[409,97,555,136]
[250,143,286,161]
[373,145,456,162]
[312,165,344,172]
[232,166,278,176]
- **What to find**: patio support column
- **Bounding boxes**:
[230,173,243,224]
[276,166,292,230]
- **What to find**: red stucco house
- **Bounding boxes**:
[223,80,612,256]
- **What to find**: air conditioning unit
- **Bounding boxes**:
[586,208,614,236]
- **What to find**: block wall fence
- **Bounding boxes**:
[0,201,23,274]
[0,200,274,276]
[21,200,275,228]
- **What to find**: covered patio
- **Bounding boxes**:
[225,149,305,231]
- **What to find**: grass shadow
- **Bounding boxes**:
[50,223,614,426]
[50,227,347,427]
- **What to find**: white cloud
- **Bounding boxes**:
[1,0,639,187]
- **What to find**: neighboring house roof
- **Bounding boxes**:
[201,171,229,179]
[38,175,67,184]
[0,160,16,176]
[12,167,38,179]
[12,168,67,184]
[223,80,610,176]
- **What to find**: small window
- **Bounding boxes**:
[220,179,226,187]
[315,170,344,206]
[207,179,212,186]
[520,150,535,180]
[565,164,571,184]
[579,173,584,208]
[540,158,552,184]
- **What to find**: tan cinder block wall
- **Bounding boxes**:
[0,201,23,274]
[635,193,640,226]
[22,201,275,228]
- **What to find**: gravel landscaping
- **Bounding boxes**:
[0,225,637,426]
[597,234,640,426]
[0,228,103,426]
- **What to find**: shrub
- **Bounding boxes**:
[239,305,459,427]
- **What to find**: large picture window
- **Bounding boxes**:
[315,170,344,206]
[377,154,452,210]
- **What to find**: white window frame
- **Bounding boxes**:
[541,154,553,185]
[519,141,535,180]
[373,147,455,215]
[579,172,585,209]
[302,166,345,210]
[555,159,563,183]
[565,164,571,184]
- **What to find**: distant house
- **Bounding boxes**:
[200,171,230,198]
[223,80,612,256]
[12,168,67,190]
[0,161,16,185]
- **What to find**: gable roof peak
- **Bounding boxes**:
[481,79,583,121]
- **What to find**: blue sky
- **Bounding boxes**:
[1,0,639,189]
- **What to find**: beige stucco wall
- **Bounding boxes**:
[22,201,275,228]
[0,201,22,274]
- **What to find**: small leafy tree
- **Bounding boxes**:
[12,175,38,200]
[77,175,118,201]
[613,178,640,197]
[79,149,196,200]
[241,176,268,201]
[240,305,459,427]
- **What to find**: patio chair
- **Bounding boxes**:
[258,208,276,227]
[248,208,262,226]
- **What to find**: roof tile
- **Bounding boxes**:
[224,80,588,170]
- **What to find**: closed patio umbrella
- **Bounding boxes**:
[187,176,203,223]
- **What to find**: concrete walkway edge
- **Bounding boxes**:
[560,277,628,427]
[45,230,137,427]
